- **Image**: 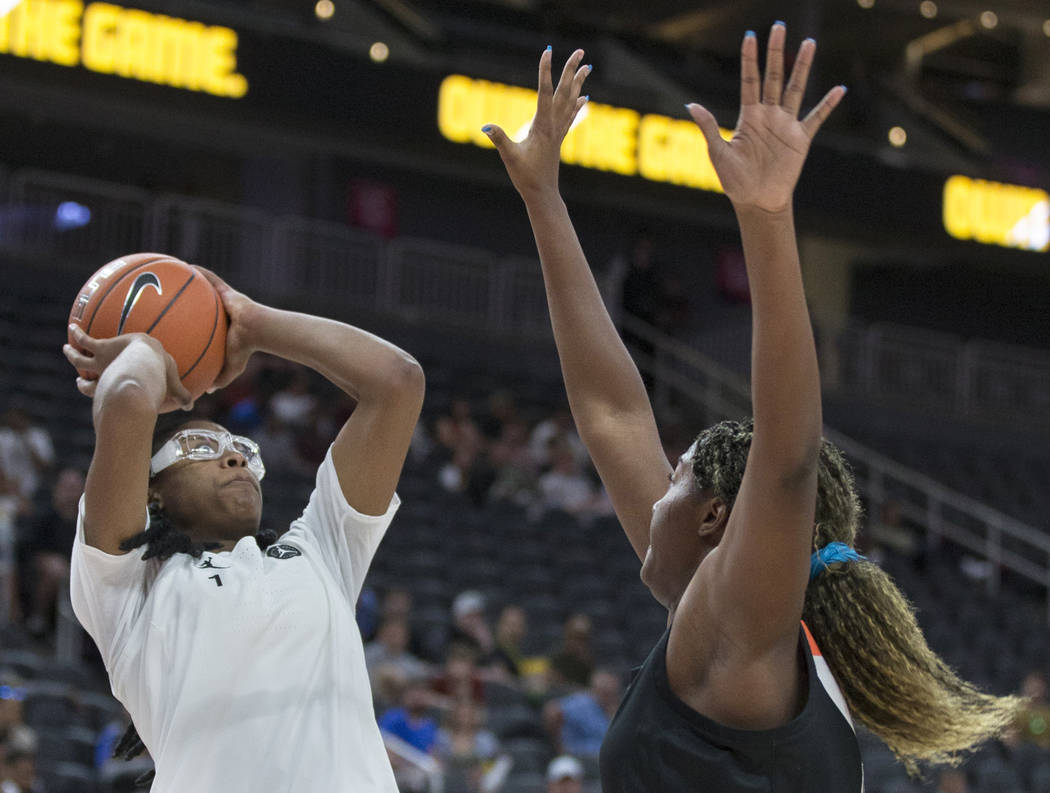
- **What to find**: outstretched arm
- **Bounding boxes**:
[199,270,424,516]
[671,24,844,680]
[485,49,670,561]
[63,328,193,554]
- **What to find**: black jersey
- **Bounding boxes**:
[599,624,864,792]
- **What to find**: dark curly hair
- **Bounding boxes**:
[690,418,1022,774]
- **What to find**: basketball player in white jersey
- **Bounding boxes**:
[62,267,424,791]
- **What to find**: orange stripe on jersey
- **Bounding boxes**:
[801,620,822,657]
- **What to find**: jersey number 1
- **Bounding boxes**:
[209,574,223,587]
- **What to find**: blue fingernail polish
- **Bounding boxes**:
[586,64,593,71]
[482,124,493,133]
[775,20,785,26]
[804,37,815,44]
[840,85,848,94]
[745,30,755,37]
[545,45,552,52]
[582,95,589,101]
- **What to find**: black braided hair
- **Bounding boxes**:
[114,415,278,779]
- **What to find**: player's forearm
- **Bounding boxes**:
[92,339,168,423]
[244,305,424,406]
[737,206,822,472]
[523,189,652,425]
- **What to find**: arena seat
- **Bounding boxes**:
[40,761,97,793]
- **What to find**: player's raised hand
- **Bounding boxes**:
[62,326,193,412]
[484,47,591,199]
[686,23,845,214]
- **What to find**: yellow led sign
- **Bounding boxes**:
[943,175,1049,252]
[0,0,247,98]
[438,74,730,192]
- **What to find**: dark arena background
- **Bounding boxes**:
[1,0,1049,791]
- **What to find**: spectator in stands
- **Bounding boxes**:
[366,617,430,686]
[380,587,429,660]
[546,755,584,793]
[378,676,440,755]
[484,38,1022,790]
[487,419,539,506]
[548,614,594,689]
[435,398,484,460]
[489,604,528,679]
[373,666,409,716]
[18,467,83,638]
[536,439,608,520]
[382,586,415,622]
[529,407,585,469]
[250,408,310,476]
[434,699,500,791]
[62,267,424,791]
[478,390,519,443]
[0,725,40,793]
[543,669,621,759]
[268,368,317,429]
[449,590,496,661]
[0,407,54,502]
[0,744,43,793]
[431,643,486,706]
[935,768,968,793]
[435,401,494,505]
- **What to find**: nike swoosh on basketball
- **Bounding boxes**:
[118,272,163,334]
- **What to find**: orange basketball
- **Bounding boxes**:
[68,253,228,400]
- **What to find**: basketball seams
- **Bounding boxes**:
[179,283,221,380]
[145,272,196,336]
[71,254,227,399]
[82,255,171,335]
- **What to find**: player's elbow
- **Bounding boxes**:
[377,353,425,407]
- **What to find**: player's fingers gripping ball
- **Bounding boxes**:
[68,253,228,400]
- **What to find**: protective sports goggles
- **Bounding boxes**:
[150,428,266,481]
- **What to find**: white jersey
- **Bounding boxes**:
[70,448,401,793]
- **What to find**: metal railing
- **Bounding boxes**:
[3,167,1049,621]
[7,169,150,259]
[382,731,445,793]
[631,314,1050,622]
[827,322,1050,425]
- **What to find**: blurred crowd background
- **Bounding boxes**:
[2,0,1050,791]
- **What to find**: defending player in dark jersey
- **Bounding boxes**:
[483,24,1021,790]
